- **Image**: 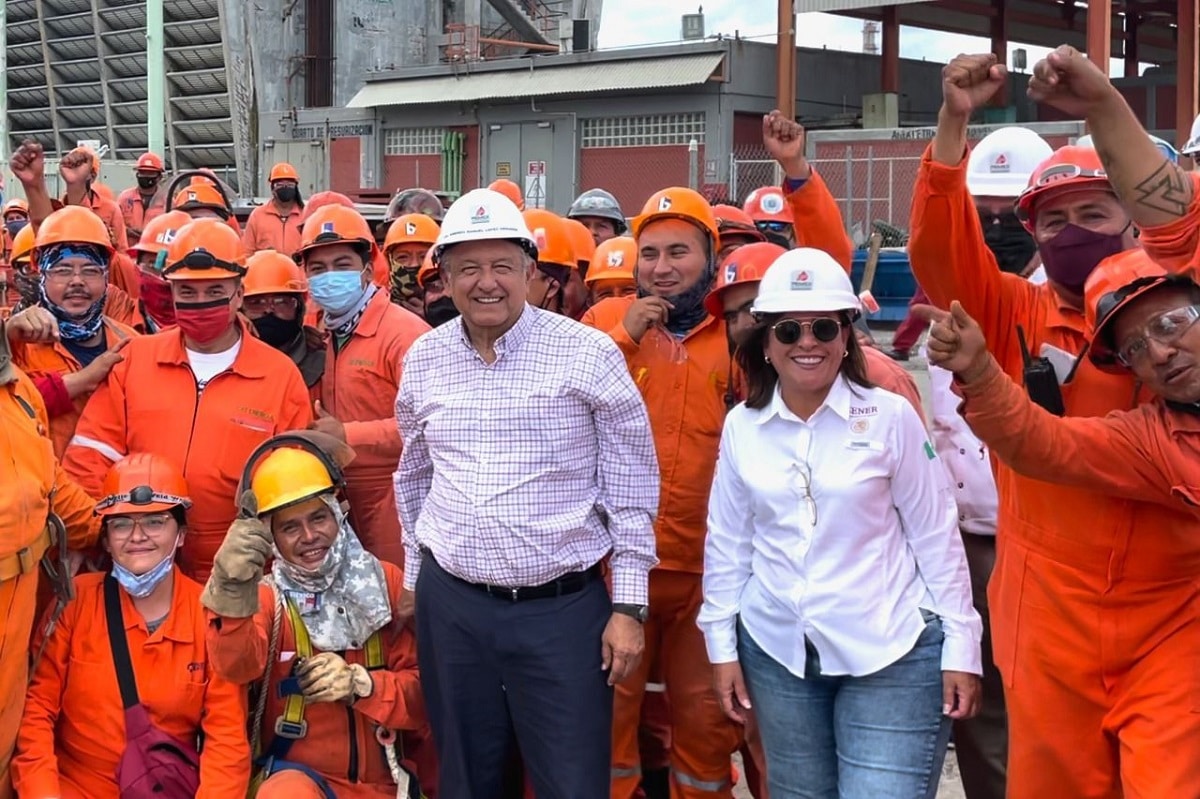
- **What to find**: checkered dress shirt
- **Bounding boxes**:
[393,305,659,604]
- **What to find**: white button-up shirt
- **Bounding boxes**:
[928,359,999,536]
[698,377,982,678]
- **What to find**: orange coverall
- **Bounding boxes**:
[1135,170,1200,276]
[116,186,166,242]
[206,563,433,798]
[13,570,251,798]
[320,290,430,567]
[0,356,98,797]
[61,321,313,580]
[785,169,855,273]
[242,201,304,257]
[12,317,137,457]
[908,145,1195,797]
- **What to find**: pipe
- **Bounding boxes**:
[147,0,166,156]
[0,0,8,168]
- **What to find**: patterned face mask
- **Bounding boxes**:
[389,259,421,304]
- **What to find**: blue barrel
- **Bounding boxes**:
[850,248,916,323]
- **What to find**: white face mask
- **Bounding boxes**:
[111,540,179,598]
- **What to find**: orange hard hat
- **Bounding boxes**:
[301,191,356,225]
[1016,146,1112,229]
[130,210,193,258]
[3,198,29,217]
[522,209,575,269]
[163,218,247,281]
[34,206,115,258]
[269,162,300,183]
[562,218,597,266]
[417,249,439,288]
[136,152,165,172]
[174,183,229,215]
[631,187,720,243]
[488,179,525,211]
[10,224,36,266]
[384,213,440,254]
[69,146,101,178]
[244,249,308,297]
[297,205,376,260]
[704,241,787,317]
[585,236,637,288]
[1085,248,1179,371]
[742,187,794,225]
[713,204,767,243]
[95,453,192,517]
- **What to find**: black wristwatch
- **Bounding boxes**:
[613,603,649,623]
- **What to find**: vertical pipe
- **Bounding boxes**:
[865,145,874,229]
[776,0,796,120]
[989,0,1010,107]
[1177,0,1199,149]
[843,146,854,232]
[0,0,8,167]
[1124,11,1139,78]
[147,0,165,156]
[688,139,699,190]
[880,6,900,94]
[729,154,738,203]
[1085,0,1112,70]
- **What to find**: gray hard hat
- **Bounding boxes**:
[567,188,627,234]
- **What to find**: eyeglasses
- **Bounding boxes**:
[107,513,174,537]
[796,461,817,526]
[244,295,300,313]
[772,317,843,346]
[756,221,791,234]
[46,264,105,281]
[1116,304,1200,367]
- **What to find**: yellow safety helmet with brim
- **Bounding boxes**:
[237,431,355,517]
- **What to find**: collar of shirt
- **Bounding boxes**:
[455,302,536,361]
[754,375,853,426]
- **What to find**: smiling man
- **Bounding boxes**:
[393,187,658,799]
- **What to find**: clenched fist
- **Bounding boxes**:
[10,140,45,187]
[941,53,1007,117]
[1027,45,1119,118]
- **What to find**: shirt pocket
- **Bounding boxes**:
[215,418,275,482]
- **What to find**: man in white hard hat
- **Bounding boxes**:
[391,187,659,799]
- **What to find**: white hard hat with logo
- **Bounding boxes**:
[752,248,861,318]
[432,188,537,265]
[966,127,1054,198]
[1184,113,1200,156]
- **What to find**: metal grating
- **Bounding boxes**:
[48,39,98,62]
[164,0,220,22]
[6,65,48,89]
[60,106,108,127]
[8,0,40,22]
[169,69,227,95]
[8,21,44,45]
[109,78,149,102]
[7,87,52,109]
[44,13,96,36]
[105,30,150,55]
[55,60,104,83]
[103,6,146,29]
[56,83,105,105]
[45,0,96,14]
[9,44,46,66]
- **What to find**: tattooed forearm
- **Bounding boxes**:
[1132,162,1193,219]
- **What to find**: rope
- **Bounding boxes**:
[250,583,283,759]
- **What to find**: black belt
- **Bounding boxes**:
[428,553,600,602]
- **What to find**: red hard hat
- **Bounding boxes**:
[704,242,787,317]
[1016,146,1112,230]
[743,187,794,225]
[136,152,165,172]
[1084,248,1175,371]
[96,453,192,517]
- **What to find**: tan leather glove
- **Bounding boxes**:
[199,517,273,618]
[296,652,373,704]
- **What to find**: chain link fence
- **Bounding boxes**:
[730,145,921,246]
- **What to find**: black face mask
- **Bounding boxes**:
[980,211,1038,274]
[274,186,299,204]
[424,296,460,327]
[252,314,301,349]
[137,176,160,191]
[762,231,792,250]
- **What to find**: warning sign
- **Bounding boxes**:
[496,162,512,177]
[527,161,546,176]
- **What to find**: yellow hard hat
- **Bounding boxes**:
[251,448,334,515]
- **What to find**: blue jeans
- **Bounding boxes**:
[738,615,951,799]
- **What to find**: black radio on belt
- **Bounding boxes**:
[1017,324,1065,417]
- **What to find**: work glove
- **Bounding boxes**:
[200,516,273,618]
[297,652,374,704]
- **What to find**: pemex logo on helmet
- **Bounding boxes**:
[790,270,813,290]
[471,206,490,225]
[989,152,1011,174]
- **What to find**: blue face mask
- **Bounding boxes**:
[308,270,366,315]
[5,220,26,238]
[112,544,178,599]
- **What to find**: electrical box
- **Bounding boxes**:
[682,13,705,40]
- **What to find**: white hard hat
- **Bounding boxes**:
[1076,132,1179,164]
[966,127,1054,198]
[432,188,537,264]
[1181,113,1200,156]
[752,248,860,318]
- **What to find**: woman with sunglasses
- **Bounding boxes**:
[14,453,250,798]
[698,247,982,798]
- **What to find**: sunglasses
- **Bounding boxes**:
[756,221,791,234]
[771,317,843,345]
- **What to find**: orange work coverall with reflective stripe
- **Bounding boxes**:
[61,322,313,581]
[13,570,251,798]
[206,563,434,798]
[319,290,430,567]
[908,145,1196,798]
[242,202,304,257]
[0,355,98,798]
[116,186,166,242]
[13,317,137,458]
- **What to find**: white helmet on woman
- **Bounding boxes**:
[432,188,537,265]
[752,248,860,318]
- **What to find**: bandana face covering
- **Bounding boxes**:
[38,244,109,342]
[389,261,420,304]
[139,271,176,327]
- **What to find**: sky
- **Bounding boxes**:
[594,0,1132,74]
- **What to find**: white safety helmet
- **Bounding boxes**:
[966,127,1054,198]
[1183,113,1200,156]
[1076,132,1180,164]
[752,248,860,319]
[432,188,537,265]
